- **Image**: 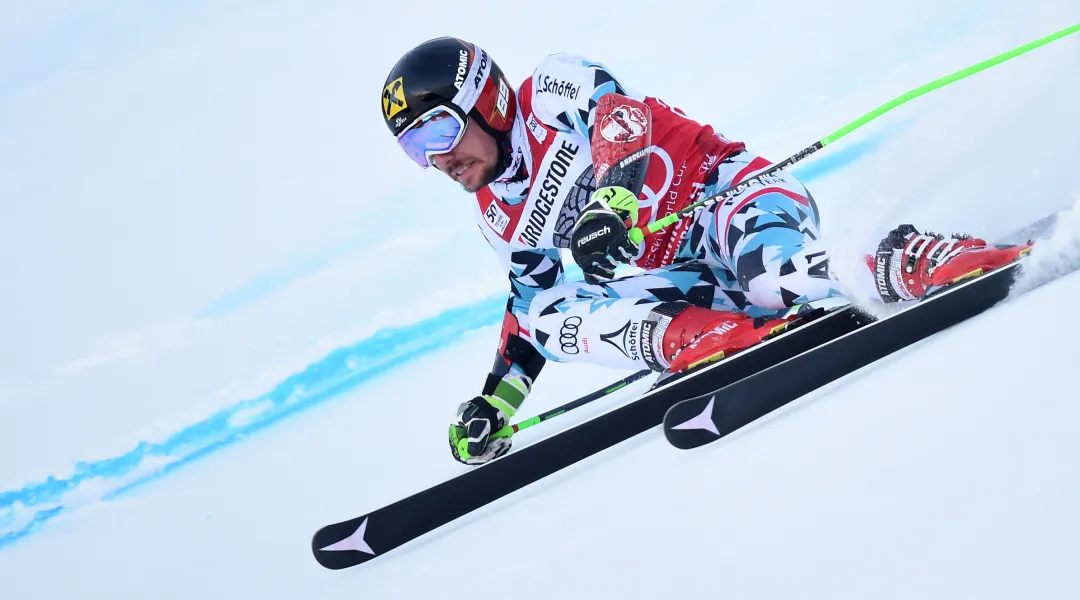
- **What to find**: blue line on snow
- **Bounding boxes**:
[0,126,887,550]
[0,295,506,549]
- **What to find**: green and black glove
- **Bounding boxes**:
[448,375,529,465]
[570,186,641,284]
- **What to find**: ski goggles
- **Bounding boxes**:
[396,104,469,168]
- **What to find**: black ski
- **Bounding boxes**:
[313,212,1065,569]
[311,301,870,569]
[662,219,1072,449]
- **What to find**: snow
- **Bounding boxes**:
[2,0,1080,598]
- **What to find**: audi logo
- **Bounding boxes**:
[560,316,582,354]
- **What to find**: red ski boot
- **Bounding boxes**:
[656,305,797,373]
[871,224,1032,302]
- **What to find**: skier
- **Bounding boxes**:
[380,37,1031,464]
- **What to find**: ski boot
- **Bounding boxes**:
[871,224,1033,302]
[647,302,801,374]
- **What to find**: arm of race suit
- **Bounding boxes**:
[472,217,563,407]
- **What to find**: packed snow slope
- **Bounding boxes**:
[1,0,1079,598]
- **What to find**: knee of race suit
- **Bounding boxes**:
[742,275,795,311]
[525,282,659,369]
[738,247,840,310]
[526,285,578,364]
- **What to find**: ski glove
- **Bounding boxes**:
[570,186,641,285]
[448,375,529,465]
[448,396,511,465]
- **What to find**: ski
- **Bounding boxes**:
[310,300,869,569]
[662,215,1071,450]
[312,212,1065,570]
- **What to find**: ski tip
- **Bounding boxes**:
[662,394,724,450]
[311,517,378,570]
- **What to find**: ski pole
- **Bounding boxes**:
[491,368,653,440]
[628,22,1080,246]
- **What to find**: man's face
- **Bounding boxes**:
[431,117,499,193]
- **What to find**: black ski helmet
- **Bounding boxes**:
[381,37,517,166]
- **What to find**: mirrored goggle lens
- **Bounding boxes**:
[396,107,466,168]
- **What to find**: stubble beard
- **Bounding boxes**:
[459,161,499,194]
